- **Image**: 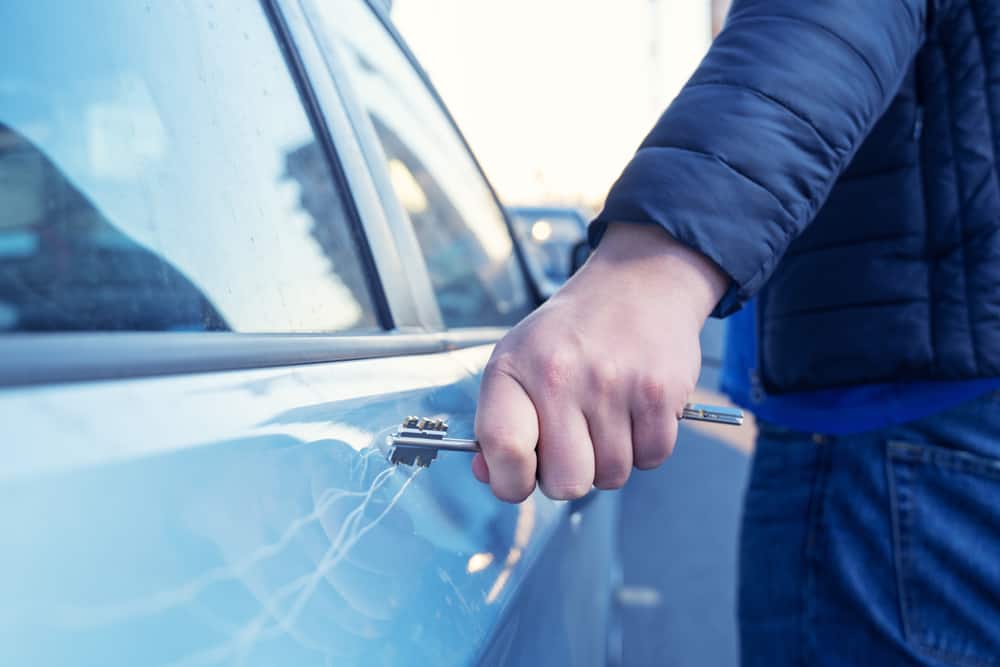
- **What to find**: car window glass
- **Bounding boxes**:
[0,1,378,333]
[306,0,534,328]
[508,209,588,288]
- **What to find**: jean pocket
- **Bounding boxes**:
[888,440,1000,667]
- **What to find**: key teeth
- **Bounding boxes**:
[400,415,449,433]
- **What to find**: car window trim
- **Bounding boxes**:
[0,328,506,388]
[261,0,393,330]
[361,0,543,311]
[280,0,444,332]
[303,0,541,332]
[272,0,441,331]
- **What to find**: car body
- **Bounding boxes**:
[0,1,621,665]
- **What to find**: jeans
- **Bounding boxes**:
[739,389,1000,666]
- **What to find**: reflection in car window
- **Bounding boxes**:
[508,208,588,287]
[306,0,534,328]
[0,2,378,333]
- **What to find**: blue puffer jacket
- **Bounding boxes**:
[592,0,1000,393]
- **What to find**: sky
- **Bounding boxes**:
[391,0,712,208]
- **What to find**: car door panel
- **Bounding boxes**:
[449,345,620,667]
[0,349,575,666]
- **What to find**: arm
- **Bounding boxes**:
[474,1,929,502]
[593,0,928,316]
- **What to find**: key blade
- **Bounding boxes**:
[682,403,744,426]
[391,434,479,453]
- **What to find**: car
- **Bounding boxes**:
[0,1,622,665]
[506,206,591,299]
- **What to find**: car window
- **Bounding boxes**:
[508,209,588,288]
[306,0,534,329]
[0,1,379,333]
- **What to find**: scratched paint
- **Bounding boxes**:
[0,349,564,666]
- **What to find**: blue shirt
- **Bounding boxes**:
[720,299,1000,435]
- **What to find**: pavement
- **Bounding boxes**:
[618,318,753,666]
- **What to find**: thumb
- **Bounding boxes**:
[471,453,490,484]
[474,364,539,503]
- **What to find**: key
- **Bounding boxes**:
[681,403,744,425]
[387,404,743,468]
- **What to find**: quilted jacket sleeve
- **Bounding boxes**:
[590,0,928,316]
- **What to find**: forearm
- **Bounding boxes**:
[583,223,728,323]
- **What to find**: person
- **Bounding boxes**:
[472,2,1000,665]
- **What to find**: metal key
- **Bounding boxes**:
[387,405,743,468]
[681,403,744,426]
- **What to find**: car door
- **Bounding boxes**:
[0,1,597,666]
[295,1,622,664]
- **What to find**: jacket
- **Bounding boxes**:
[592,0,1000,393]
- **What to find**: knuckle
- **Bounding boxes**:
[537,349,575,393]
[482,434,529,465]
[484,352,519,381]
[635,376,668,411]
[589,360,620,395]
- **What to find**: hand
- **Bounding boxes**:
[473,223,728,502]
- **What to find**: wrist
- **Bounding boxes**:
[586,222,729,320]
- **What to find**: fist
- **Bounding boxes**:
[473,223,728,502]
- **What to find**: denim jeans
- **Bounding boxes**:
[739,389,1000,666]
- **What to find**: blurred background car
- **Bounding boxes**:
[506,206,589,297]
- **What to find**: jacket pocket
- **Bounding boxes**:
[888,440,1000,666]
